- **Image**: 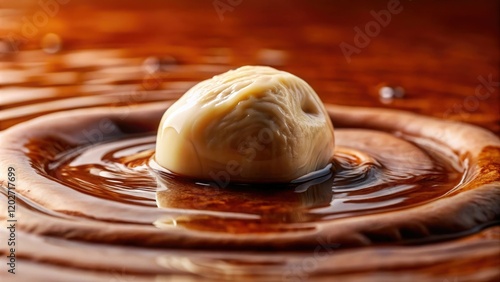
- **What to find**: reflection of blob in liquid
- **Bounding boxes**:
[154,166,335,225]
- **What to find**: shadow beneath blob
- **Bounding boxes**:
[151,159,335,223]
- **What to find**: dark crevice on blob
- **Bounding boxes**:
[301,98,320,116]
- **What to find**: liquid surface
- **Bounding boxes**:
[40,131,461,234]
[0,1,499,281]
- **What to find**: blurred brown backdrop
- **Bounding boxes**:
[0,0,498,133]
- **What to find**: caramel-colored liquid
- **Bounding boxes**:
[38,131,461,234]
[0,1,499,281]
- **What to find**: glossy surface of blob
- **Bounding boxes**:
[156,66,335,183]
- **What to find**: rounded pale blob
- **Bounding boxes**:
[156,66,335,183]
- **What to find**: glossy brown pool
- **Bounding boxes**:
[0,1,499,281]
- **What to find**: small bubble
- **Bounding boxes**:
[0,40,10,57]
[379,86,405,99]
[142,56,177,74]
[256,49,287,66]
[0,38,18,56]
[158,56,177,71]
[143,56,160,73]
[41,33,62,54]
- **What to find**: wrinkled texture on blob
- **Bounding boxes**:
[155,66,335,183]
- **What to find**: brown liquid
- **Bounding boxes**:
[37,130,461,234]
[1,105,498,282]
[0,1,499,281]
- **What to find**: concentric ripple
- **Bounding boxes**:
[48,135,158,206]
[42,129,462,231]
[1,101,499,282]
[0,1,499,280]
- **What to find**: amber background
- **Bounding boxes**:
[0,1,499,280]
[0,0,499,134]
